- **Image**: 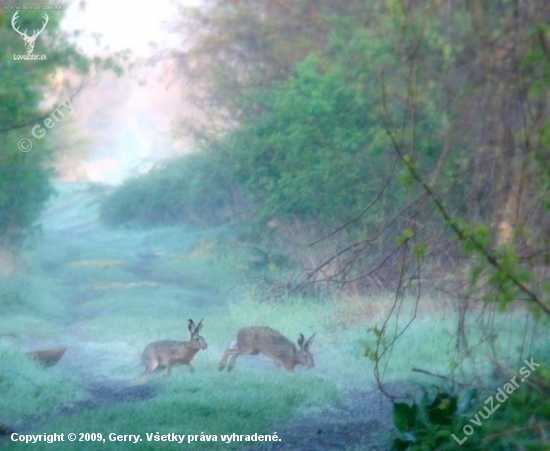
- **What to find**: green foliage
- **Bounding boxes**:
[0,5,90,249]
[222,48,408,226]
[0,138,55,247]
[105,18,416,231]
[166,0,550,314]
[393,368,550,450]
[396,228,415,246]
[175,0,368,125]
[99,151,237,227]
[392,391,465,451]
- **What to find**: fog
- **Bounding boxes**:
[2,1,549,450]
[55,0,196,184]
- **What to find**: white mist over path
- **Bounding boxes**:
[56,0,201,184]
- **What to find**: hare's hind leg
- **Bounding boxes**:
[139,358,159,383]
[226,352,241,372]
[219,340,239,371]
[218,348,235,371]
[139,372,149,384]
[139,366,154,384]
[227,346,258,371]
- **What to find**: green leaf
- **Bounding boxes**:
[392,438,412,451]
[415,243,427,260]
[393,402,418,432]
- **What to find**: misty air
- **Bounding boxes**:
[1,1,549,450]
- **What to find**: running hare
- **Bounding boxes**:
[140,319,207,382]
[219,326,315,372]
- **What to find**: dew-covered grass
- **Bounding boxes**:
[1,182,548,450]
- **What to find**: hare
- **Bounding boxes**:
[140,319,207,382]
[219,326,315,372]
[28,347,66,367]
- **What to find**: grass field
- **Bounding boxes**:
[1,183,548,450]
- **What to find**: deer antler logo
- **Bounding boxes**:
[11,12,49,54]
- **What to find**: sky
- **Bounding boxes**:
[62,0,184,57]
[56,0,200,184]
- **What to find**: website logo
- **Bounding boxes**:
[11,11,48,54]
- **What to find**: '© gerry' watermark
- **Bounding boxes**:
[452,357,540,445]
[17,99,74,152]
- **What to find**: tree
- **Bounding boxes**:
[0,2,119,252]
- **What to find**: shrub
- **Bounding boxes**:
[99,151,237,228]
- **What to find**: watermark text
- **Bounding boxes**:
[452,357,540,445]
[4,4,63,10]
[18,98,74,152]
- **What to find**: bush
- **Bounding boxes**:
[393,364,550,450]
[99,151,237,228]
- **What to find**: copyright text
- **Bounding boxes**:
[11,431,282,444]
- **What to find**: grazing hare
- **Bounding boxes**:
[219,326,315,372]
[140,319,207,382]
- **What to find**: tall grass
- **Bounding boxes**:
[0,344,85,423]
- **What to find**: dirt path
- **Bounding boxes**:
[251,388,393,450]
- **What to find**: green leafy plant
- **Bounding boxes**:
[393,366,550,450]
[392,391,466,450]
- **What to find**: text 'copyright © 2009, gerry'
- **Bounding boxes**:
[10,431,282,444]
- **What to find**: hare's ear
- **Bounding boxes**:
[305,334,315,350]
[297,333,305,349]
[188,319,195,334]
[195,319,204,333]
